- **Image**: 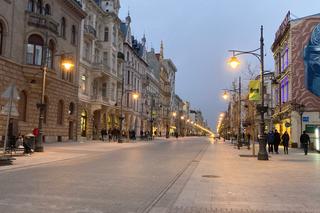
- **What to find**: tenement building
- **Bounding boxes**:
[120,13,148,136]
[272,11,320,149]
[0,0,85,142]
[77,0,123,140]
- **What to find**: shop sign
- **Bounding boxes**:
[303,116,310,122]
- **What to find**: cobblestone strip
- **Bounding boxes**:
[142,142,210,213]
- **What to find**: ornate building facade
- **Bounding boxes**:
[0,0,85,142]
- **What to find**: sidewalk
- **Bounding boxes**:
[169,140,320,213]
[0,140,153,172]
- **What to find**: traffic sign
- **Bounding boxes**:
[0,102,19,117]
[1,84,19,100]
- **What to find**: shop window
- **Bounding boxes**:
[80,110,87,137]
[26,34,44,65]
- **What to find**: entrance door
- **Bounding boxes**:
[68,121,74,140]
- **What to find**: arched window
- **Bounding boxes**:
[18,90,27,122]
[27,0,35,12]
[61,17,66,38]
[0,22,3,55]
[44,4,51,15]
[57,100,64,125]
[36,0,43,14]
[71,25,76,45]
[68,102,75,115]
[44,96,48,124]
[26,34,44,65]
[104,27,109,42]
[47,40,55,69]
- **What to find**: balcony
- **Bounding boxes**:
[84,24,96,39]
[91,94,109,106]
[26,11,59,35]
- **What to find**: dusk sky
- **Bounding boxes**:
[119,1,320,130]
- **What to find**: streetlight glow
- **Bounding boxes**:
[228,56,240,69]
[223,91,229,100]
[61,58,74,71]
[132,92,139,100]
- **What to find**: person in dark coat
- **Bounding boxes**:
[267,130,274,154]
[300,131,311,155]
[273,129,281,154]
[282,131,290,154]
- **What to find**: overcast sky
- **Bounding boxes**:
[119,0,320,130]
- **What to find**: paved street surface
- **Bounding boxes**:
[1,138,320,213]
[0,138,209,213]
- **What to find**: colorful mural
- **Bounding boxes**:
[304,24,320,97]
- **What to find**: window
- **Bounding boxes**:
[61,17,66,38]
[81,74,87,93]
[36,0,43,14]
[281,77,289,103]
[104,27,109,41]
[127,52,129,61]
[102,83,107,97]
[44,4,51,15]
[111,83,116,101]
[27,0,35,12]
[281,46,289,72]
[26,34,44,65]
[69,102,75,115]
[47,40,55,69]
[0,22,3,55]
[83,41,90,61]
[103,52,108,65]
[71,25,76,45]
[112,53,116,72]
[18,90,27,122]
[57,100,64,125]
[127,70,130,84]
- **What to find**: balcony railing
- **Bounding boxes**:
[84,25,97,38]
[26,11,59,35]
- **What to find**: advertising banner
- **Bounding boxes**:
[249,80,261,101]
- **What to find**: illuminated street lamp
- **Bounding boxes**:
[228,56,241,69]
[227,25,268,160]
[172,112,177,117]
[222,91,229,100]
[36,53,74,152]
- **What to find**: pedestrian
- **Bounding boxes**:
[100,129,104,141]
[282,131,290,154]
[108,128,112,142]
[300,130,311,155]
[247,133,251,149]
[267,130,274,154]
[274,129,281,154]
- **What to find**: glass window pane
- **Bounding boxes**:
[27,44,34,64]
[35,45,42,65]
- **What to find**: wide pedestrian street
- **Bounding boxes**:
[1,137,320,213]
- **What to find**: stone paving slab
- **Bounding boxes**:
[0,140,151,172]
[168,140,320,213]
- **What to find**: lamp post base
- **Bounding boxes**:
[34,146,44,152]
[257,137,268,160]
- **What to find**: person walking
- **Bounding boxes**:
[300,130,311,155]
[274,129,281,154]
[282,131,290,154]
[267,130,274,154]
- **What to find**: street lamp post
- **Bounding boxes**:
[227,25,268,160]
[222,76,242,149]
[35,49,74,152]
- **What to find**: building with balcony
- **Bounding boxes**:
[119,13,148,136]
[77,0,122,140]
[271,11,320,149]
[0,0,85,142]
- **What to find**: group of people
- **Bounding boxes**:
[267,130,311,155]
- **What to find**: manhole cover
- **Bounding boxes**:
[202,175,220,178]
